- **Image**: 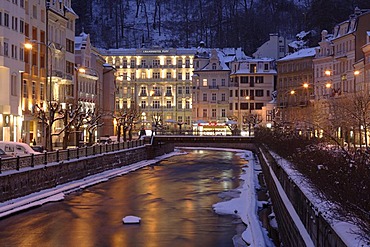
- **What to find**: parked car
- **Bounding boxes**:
[0,148,12,159]
[0,141,41,157]
[31,145,45,153]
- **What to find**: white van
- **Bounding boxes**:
[0,141,41,157]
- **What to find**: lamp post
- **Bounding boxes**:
[246,96,252,136]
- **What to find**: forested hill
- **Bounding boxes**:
[72,0,370,55]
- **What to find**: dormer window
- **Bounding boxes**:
[212,63,217,70]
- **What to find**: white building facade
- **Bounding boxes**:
[192,48,232,135]
[229,58,277,135]
[0,0,25,142]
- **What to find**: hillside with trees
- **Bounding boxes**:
[72,0,370,54]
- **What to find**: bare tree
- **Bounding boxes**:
[55,104,83,150]
[33,101,65,151]
[114,106,141,142]
[226,115,239,135]
[151,112,162,136]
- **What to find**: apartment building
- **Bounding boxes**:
[192,47,235,135]
[334,8,370,94]
[0,0,78,147]
[75,31,111,143]
[75,32,99,112]
[22,0,47,145]
[276,47,315,133]
[0,0,25,142]
[46,0,77,104]
[313,30,334,100]
[100,47,195,133]
[310,8,370,144]
[229,57,276,135]
[363,32,370,92]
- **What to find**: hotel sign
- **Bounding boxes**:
[142,49,169,54]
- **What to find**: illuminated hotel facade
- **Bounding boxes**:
[100,48,196,132]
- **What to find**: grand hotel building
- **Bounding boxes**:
[99,47,196,132]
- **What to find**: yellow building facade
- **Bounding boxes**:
[101,48,195,133]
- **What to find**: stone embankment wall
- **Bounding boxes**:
[0,143,174,203]
[257,145,348,247]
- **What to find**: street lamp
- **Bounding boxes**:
[245,96,252,136]
[324,70,332,76]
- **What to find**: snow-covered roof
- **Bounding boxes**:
[99,47,196,56]
[217,51,231,70]
[75,32,89,50]
[278,47,317,62]
[64,5,78,18]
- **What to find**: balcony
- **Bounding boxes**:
[52,70,64,78]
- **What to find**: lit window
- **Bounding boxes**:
[202,79,207,86]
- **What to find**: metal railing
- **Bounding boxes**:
[0,139,145,173]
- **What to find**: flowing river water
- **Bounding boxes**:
[0,149,254,247]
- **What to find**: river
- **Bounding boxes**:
[0,149,248,247]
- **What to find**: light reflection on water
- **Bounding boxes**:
[0,149,245,247]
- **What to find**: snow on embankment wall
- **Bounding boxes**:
[257,146,349,247]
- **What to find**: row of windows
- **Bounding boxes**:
[334,39,353,55]
[230,102,264,111]
[22,80,45,100]
[202,93,227,102]
[113,58,192,68]
[0,11,25,33]
[78,79,96,95]
[231,76,264,84]
[139,100,191,109]
[201,109,227,118]
[201,78,227,87]
[0,41,25,61]
[152,72,191,80]
[232,63,270,73]
[229,89,270,98]
[139,86,191,96]
[120,71,192,80]
[8,0,25,7]
[278,61,312,73]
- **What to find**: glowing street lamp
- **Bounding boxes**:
[325,70,332,76]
